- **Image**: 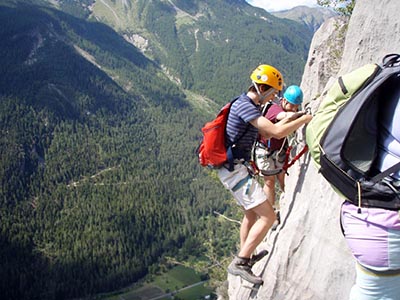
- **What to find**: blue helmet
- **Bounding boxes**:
[283,85,303,105]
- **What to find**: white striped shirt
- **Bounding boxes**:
[226,94,260,158]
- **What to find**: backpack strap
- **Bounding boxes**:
[382,53,400,67]
[338,76,348,94]
[226,96,250,171]
[226,125,251,171]
[261,100,273,116]
[370,161,400,184]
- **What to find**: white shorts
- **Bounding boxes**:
[218,163,267,210]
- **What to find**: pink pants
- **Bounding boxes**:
[341,201,400,299]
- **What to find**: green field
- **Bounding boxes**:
[101,265,214,300]
[154,265,201,290]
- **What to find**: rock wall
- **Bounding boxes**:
[300,16,348,105]
[339,0,400,75]
[227,0,400,299]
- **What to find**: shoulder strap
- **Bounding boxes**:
[370,161,400,183]
[261,100,273,116]
[382,53,400,68]
[226,95,250,171]
[227,124,251,171]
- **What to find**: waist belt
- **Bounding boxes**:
[357,262,400,277]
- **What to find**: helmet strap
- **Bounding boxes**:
[252,81,275,104]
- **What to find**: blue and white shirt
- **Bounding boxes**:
[226,94,261,160]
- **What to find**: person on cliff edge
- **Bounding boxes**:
[218,64,312,284]
[254,85,305,229]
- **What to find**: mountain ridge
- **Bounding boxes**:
[271,5,337,32]
[76,0,315,102]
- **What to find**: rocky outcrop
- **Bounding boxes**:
[227,0,400,299]
[300,16,348,107]
[339,0,400,74]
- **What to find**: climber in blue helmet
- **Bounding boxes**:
[254,85,305,230]
[283,84,303,106]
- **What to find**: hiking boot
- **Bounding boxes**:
[227,256,263,285]
[249,249,269,267]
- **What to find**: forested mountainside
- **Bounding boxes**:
[0,0,320,299]
[0,2,231,299]
[55,0,315,103]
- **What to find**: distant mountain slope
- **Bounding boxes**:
[55,0,314,103]
[0,1,229,299]
[272,5,337,32]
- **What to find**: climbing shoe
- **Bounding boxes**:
[249,249,269,267]
[227,256,263,285]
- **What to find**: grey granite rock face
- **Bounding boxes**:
[300,16,348,107]
[339,0,400,75]
[227,0,400,299]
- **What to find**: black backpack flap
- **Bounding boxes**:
[320,66,382,176]
[320,154,400,210]
[345,68,400,176]
[320,153,360,200]
[359,179,400,210]
[341,76,382,175]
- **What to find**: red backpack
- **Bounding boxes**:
[197,96,248,171]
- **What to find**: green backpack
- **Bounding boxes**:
[306,54,400,210]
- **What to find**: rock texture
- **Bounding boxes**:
[339,0,400,75]
[300,16,348,107]
[227,0,400,299]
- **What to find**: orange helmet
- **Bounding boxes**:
[250,64,284,91]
